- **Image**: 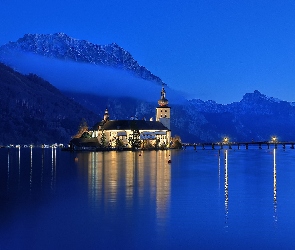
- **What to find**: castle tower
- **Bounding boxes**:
[103,108,109,122]
[156,86,171,130]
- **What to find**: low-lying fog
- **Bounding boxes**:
[1,50,186,104]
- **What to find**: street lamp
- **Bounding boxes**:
[223,137,229,144]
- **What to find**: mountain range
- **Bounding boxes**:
[0,33,164,85]
[1,33,295,144]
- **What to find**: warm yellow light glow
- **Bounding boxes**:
[83,151,170,223]
[272,136,278,142]
[273,149,277,203]
[223,137,229,143]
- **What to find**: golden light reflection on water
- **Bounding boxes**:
[87,152,103,206]
[156,150,171,226]
[273,148,277,225]
[125,153,133,199]
[78,150,171,225]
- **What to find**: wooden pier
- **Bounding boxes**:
[182,141,295,150]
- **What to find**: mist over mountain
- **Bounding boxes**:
[1,58,295,144]
[1,33,295,144]
[0,62,99,144]
[0,34,184,104]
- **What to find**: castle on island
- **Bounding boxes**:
[70,87,172,150]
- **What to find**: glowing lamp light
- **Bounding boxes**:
[272,136,278,142]
[223,137,229,143]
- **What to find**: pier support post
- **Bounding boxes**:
[212,143,215,150]
[246,144,248,150]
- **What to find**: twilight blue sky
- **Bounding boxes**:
[1,0,295,103]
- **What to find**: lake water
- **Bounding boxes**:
[1,146,295,249]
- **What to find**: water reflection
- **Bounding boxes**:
[224,150,229,229]
[87,152,103,207]
[273,148,277,225]
[51,147,57,191]
[2,147,295,249]
[40,149,44,188]
[2,148,58,195]
[79,151,171,226]
[220,148,280,230]
[125,153,133,206]
[18,148,21,190]
[218,150,221,190]
[30,147,33,193]
[7,149,10,191]
[156,151,171,227]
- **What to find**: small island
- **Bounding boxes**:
[70,87,182,151]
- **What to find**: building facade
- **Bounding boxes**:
[90,87,171,149]
[156,87,171,130]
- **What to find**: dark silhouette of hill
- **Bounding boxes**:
[64,90,295,143]
[0,62,99,145]
[1,32,295,144]
[2,59,295,145]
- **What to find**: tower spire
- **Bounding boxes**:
[103,108,109,121]
[156,86,171,130]
[158,86,169,107]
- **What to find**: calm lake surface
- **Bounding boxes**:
[1,146,295,249]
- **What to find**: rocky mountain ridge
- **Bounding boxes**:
[1,33,295,143]
[0,33,164,85]
[189,90,295,115]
